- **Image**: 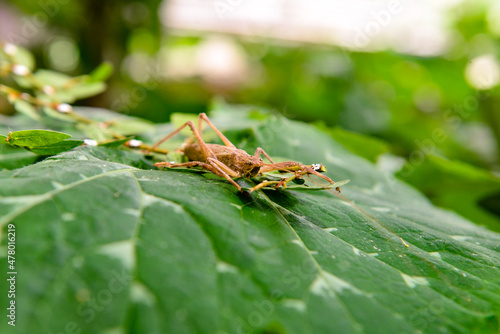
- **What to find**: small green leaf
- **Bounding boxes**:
[12,76,32,89]
[244,182,338,191]
[43,107,77,122]
[3,45,35,71]
[13,100,40,121]
[49,91,74,103]
[7,129,71,147]
[33,69,72,87]
[89,62,113,82]
[63,82,106,101]
[27,139,83,155]
[251,170,350,191]
[332,179,350,187]
[107,118,155,136]
[76,123,110,141]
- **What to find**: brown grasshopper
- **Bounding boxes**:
[149,113,344,193]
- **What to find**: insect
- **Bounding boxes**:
[148,113,347,193]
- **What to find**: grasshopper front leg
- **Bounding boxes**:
[260,162,335,184]
[248,171,304,192]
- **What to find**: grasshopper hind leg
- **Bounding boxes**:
[154,160,243,192]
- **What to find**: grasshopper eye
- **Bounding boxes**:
[312,164,326,172]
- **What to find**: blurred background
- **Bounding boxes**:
[1,0,500,228]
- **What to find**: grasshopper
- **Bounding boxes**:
[149,113,346,193]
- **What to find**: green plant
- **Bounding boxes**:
[1,44,499,334]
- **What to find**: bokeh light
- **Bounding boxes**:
[46,37,79,72]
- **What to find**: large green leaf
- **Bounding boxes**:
[0,144,38,170]
[0,112,499,334]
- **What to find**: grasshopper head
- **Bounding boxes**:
[241,156,265,178]
[311,163,327,173]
